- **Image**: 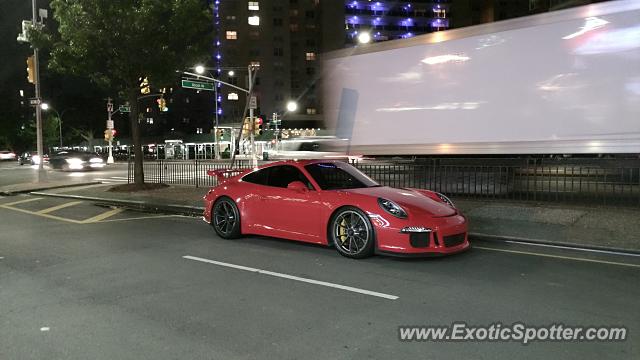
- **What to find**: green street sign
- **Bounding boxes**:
[181,80,214,91]
[119,105,131,113]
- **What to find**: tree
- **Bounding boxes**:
[41,0,212,184]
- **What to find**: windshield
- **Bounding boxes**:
[304,162,379,190]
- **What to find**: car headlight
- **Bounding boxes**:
[378,198,408,219]
[436,192,455,208]
[89,157,103,163]
[65,158,84,166]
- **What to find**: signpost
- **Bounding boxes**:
[118,105,130,113]
[181,80,214,91]
[29,98,41,106]
[106,98,114,164]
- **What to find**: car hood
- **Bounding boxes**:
[342,186,456,217]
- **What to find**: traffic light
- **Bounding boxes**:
[242,117,251,137]
[104,129,112,141]
[139,77,150,94]
[156,97,167,112]
[254,117,263,136]
[26,56,35,84]
[216,128,224,140]
[111,129,117,138]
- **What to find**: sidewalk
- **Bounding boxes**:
[0,180,101,195]
[28,183,640,254]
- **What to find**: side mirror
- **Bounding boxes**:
[287,181,309,193]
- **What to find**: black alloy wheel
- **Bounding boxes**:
[212,197,241,239]
[330,207,375,259]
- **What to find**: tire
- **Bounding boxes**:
[211,197,241,239]
[329,206,375,259]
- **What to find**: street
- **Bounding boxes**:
[1,194,638,359]
[0,161,129,187]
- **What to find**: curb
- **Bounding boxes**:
[469,232,640,256]
[30,191,204,217]
[1,182,102,196]
[26,191,640,256]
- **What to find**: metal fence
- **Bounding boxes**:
[127,159,252,188]
[130,157,640,207]
[352,158,640,207]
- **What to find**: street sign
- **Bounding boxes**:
[106,120,114,129]
[107,102,113,112]
[249,96,257,109]
[119,105,131,113]
[181,80,214,91]
[29,98,41,106]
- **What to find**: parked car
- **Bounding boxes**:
[203,160,469,258]
[48,150,105,171]
[18,151,49,165]
[0,150,17,161]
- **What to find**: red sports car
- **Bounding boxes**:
[203,160,469,258]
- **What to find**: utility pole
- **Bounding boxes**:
[214,84,220,160]
[32,0,45,181]
[248,64,257,167]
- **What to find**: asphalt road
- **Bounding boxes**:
[0,195,639,360]
[0,160,129,187]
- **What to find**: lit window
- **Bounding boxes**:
[305,52,316,61]
[196,128,203,134]
[146,118,154,124]
[248,16,260,26]
[226,31,237,40]
[250,61,260,67]
[306,108,317,115]
[228,92,239,100]
[248,1,259,11]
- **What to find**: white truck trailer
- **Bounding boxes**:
[322,0,640,155]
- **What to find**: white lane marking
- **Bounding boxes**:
[94,178,127,182]
[474,246,640,269]
[110,176,129,180]
[40,327,50,332]
[183,255,399,300]
[474,232,640,258]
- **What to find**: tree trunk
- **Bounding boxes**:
[129,89,144,185]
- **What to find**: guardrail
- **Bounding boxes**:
[351,158,640,207]
[130,157,640,206]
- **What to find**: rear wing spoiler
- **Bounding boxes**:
[206,169,246,184]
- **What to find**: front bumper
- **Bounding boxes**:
[371,213,469,256]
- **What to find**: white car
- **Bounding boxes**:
[0,151,17,161]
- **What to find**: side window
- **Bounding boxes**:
[266,165,313,189]
[242,168,268,185]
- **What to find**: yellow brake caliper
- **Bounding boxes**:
[339,218,348,244]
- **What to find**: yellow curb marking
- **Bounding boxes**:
[36,201,83,214]
[1,197,43,206]
[0,204,84,224]
[474,246,640,269]
[97,214,184,223]
[80,208,125,223]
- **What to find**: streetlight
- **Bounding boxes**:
[271,100,297,153]
[286,101,298,112]
[186,65,254,162]
[41,102,67,149]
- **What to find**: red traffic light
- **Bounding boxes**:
[256,117,263,125]
[111,129,117,137]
